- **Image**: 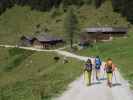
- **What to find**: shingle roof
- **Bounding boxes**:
[21,36,33,41]
[84,27,128,33]
[21,33,63,42]
[35,33,63,42]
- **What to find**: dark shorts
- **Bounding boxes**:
[95,65,100,70]
[84,69,92,72]
[106,71,112,73]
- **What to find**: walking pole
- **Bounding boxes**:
[92,63,96,83]
[92,68,95,83]
[113,71,117,83]
[102,64,106,80]
[83,70,87,85]
[102,68,106,79]
[83,69,86,85]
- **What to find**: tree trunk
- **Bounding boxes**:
[70,32,74,48]
[70,38,73,48]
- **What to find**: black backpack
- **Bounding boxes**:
[106,66,112,73]
[85,63,92,71]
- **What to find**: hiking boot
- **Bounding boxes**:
[107,81,112,88]
[96,76,100,81]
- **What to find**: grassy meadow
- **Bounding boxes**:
[0,47,83,100]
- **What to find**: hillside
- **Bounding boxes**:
[0,47,83,100]
[0,1,131,45]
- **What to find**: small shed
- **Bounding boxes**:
[81,27,128,43]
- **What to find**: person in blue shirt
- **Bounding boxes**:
[95,56,102,80]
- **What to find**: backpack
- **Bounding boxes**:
[95,58,101,69]
[85,63,92,71]
[106,60,113,73]
[106,66,113,73]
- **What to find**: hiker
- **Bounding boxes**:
[95,56,102,80]
[104,58,116,88]
[84,59,93,86]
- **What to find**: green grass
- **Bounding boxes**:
[0,48,33,71]
[0,47,83,100]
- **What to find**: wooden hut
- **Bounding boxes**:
[20,34,64,49]
[32,34,64,49]
[81,27,128,43]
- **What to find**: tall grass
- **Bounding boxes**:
[0,48,33,71]
[0,48,83,100]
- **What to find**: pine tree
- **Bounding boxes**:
[112,0,124,12]
[64,6,79,48]
[112,0,133,23]
[95,0,102,8]
[83,0,92,5]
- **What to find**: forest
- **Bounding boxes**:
[0,0,133,23]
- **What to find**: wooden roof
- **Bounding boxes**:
[83,27,128,33]
[21,33,63,42]
[36,34,63,42]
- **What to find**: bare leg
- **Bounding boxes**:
[88,71,92,85]
[107,73,112,88]
[96,70,100,80]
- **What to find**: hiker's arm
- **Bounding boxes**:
[83,64,86,72]
[104,63,107,71]
[100,60,102,66]
[112,64,117,71]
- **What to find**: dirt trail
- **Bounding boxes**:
[54,68,133,100]
[0,44,133,100]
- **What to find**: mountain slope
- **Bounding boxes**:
[0,1,131,44]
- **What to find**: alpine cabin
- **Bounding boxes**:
[80,27,128,43]
[20,33,64,49]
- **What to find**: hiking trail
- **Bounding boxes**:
[0,44,133,100]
